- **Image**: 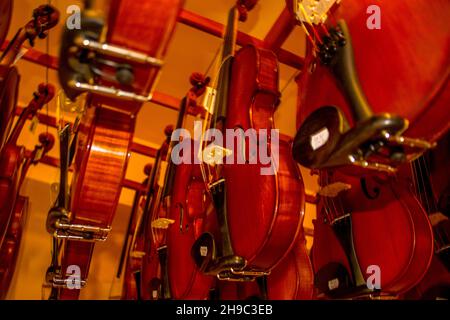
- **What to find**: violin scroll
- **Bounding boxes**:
[237,0,258,22]
[39,133,56,153]
[25,5,60,46]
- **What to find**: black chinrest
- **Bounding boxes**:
[293,106,408,171]
[191,232,246,276]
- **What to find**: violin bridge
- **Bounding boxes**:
[202,86,217,114]
[294,0,340,25]
[201,144,233,166]
[318,182,351,198]
[151,218,175,230]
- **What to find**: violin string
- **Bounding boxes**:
[281,70,300,95]
[322,171,334,223]
[204,44,222,79]
[45,0,52,135]
[421,154,445,248]
[321,173,332,223]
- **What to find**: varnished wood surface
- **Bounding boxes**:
[297,0,450,143]
[224,45,304,270]
[0,196,28,299]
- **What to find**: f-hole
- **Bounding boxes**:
[360,178,380,200]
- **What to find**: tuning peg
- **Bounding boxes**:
[237,0,258,22]
[144,164,153,176]
[164,125,174,138]
[37,83,56,102]
[39,133,56,152]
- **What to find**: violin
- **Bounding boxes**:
[165,74,216,300]
[289,0,449,173]
[235,235,314,300]
[191,0,307,287]
[46,0,184,300]
[118,163,152,300]
[140,74,209,300]
[0,0,12,46]
[0,4,59,151]
[403,133,450,300]
[288,1,435,298]
[0,84,56,299]
[137,126,173,300]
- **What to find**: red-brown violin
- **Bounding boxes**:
[235,235,314,300]
[117,164,152,300]
[140,74,209,300]
[189,2,309,298]
[0,84,56,299]
[45,0,184,300]
[165,74,216,300]
[288,0,437,298]
[402,133,450,300]
[0,4,59,151]
[139,126,173,300]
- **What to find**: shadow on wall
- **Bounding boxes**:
[6,179,132,300]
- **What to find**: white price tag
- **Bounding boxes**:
[310,127,329,150]
[328,278,340,291]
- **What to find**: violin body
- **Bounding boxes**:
[0,145,24,248]
[296,0,450,143]
[167,140,214,299]
[403,133,450,299]
[237,237,314,300]
[0,83,55,299]
[0,196,28,300]
[311,170,434,298]
[140,134,172,300]
[224,45,305,271]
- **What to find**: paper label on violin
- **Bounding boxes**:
[158,160,169,188]
[29,115,39,134]
[200,246,208,257]
[13,47,29,65]
[328,278,339,291]
[202,87,217,114]
[310,127,329,150]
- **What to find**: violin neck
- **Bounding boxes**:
[213,6,239,126]
[6,109,28,147]
[162,97,189,198]
[332,21,373,122]
[57,125,71,209]
[0,28,28,67]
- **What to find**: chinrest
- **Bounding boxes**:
[293,105,431,174]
